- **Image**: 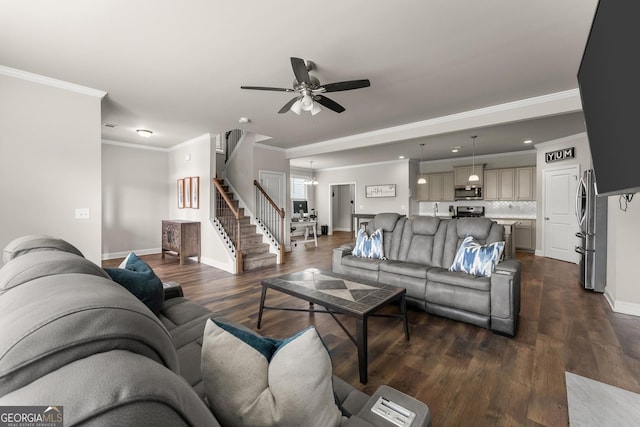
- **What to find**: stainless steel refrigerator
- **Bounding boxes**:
[575,169,608,292]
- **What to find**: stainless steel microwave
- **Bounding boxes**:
[454,186,482,200]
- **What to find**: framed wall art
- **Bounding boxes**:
[190,176,200,209]
[365,184,396,198]
[177,179,185,209]
[184,177,192,208]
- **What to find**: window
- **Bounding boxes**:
[291,175,308,201]
[214,134,224,153]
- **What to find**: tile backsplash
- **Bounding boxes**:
[416,200,536,219]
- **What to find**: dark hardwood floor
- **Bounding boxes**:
[103,232,640,426]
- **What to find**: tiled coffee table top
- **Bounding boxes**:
[261,268,405,316]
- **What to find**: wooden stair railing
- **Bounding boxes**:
[254,180,285,263]
[212,177,243,274]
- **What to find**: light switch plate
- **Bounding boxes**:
[75,208,90,219]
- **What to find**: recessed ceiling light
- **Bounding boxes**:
[451,146,461,153]
[398,155,405,159]
[238,117,250,124]
[136,129,153,137]
[524,139,533,144]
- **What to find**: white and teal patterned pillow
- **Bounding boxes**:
[352,228,384,259]
[449,235,505,277]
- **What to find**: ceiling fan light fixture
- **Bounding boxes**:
[310,102,322,116]
[301,93,314,111]
[290,100,302,115]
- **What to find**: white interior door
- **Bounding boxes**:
[543,166,580,263]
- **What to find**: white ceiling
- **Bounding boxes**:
[0,1,598,169]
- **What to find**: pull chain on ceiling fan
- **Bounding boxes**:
[241,57,370,115]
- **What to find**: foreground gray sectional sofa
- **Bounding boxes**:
[0,235,430,427]
[333,214,521,336]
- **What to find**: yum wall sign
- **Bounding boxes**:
[545,147,575,163]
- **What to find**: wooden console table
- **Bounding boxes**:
[161,220,201,265]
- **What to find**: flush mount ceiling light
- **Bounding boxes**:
[524,139,533,144]
[468,135,480,182]
[136,129,153,138]
[417,143,427,184]
[304,161,319,186]
[451,146,461,153]
[238,117,250,124]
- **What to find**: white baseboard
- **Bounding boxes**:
[200,256,234,274]
[604,291,640,317]
[102,248,161,260]
[535,249,544,257]
[333,227,350,232]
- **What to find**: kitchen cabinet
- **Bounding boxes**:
[454,165,484,187]
[484,167,535,201]
[515,219,535,251]
[515,167,536,200]
[416,172,454,201]
[484,169,515,201]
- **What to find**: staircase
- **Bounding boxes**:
[215,180,278,271]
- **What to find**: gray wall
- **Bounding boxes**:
[313,160,411,233]
[101,142,169,257]
[0,73,103,265]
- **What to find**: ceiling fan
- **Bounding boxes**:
[241,57,370,115]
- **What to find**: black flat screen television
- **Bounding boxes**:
[578,0,640,196]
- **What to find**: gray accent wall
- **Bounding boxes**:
[0,74,103,265]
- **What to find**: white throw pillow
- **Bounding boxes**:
[201,319,343,427]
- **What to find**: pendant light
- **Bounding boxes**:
[417,143,427,184]
[468,135,480,182]
[304,161,319,186]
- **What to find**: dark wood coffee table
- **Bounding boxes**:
[258,268,409,384]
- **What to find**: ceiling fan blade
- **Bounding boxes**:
[315,95,345,113]
[291,57,311,85]
[322,79,371,93]
[241,86,294,92]
[278,97,300,114]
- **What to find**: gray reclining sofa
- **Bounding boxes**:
[333,214,521,336]
[0,235,431,426]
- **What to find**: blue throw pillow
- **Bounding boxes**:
[352,228,384,259]
[105,252,164,313]
[449,235,505,277]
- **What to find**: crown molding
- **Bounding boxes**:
[534,132,587,149]
[286,89,582,159]
[102,139,168,152]
[0,65,107,98]
[168,133,212,151]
